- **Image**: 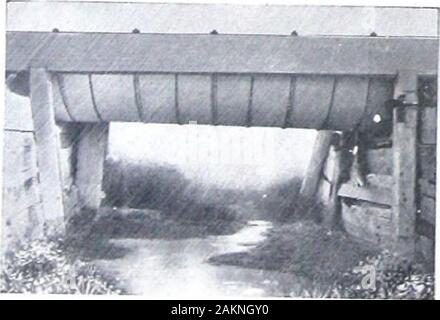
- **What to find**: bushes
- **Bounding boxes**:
[102,158,189,210]
[102,158,248,224]
[287,251,434,299]
[291,251,435,299]
[208,219,434,299]
[208,220,375,283]
[1,237,124,295]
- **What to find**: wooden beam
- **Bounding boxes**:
[6,32,438,75]
[75,123,109,213]
[392,104,418,258]
[322,143,342,227]
[338,183,393,206]
[300,130,333,201]
[419,107,437,144]
[29,68,65,232]
[419,195,435,225]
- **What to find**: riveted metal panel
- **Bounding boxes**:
[60,74,100,122]
[216,75,251,126]
[327,76,370,130]
[137,74,177,124]
[51,74,73,122]
[177,75,212,124]
[251,75,291,127]
[90,74,139,122]
[290,76,335,129]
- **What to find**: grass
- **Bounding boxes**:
[208,220,376,284]
[1,236,125,295]
[208,220,435,299]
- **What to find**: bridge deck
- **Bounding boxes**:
[6,32,439,75]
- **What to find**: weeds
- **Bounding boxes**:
[1,237,124,295]
[289,251,435,299]
[332,251,434,299]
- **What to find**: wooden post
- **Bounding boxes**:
[29,68,65,233]
[300,130,334,201]
[322,138,342,227]
[29,69,108,234]
[58,123,83,222]
[75,123,109,213]
[392,70,418,258]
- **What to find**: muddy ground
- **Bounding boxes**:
[208,219,378,284]
[69,204,377,289]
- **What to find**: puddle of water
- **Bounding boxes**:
[208,220,272,254]
[93,220,303,297]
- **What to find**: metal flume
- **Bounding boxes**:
[6,32,438,130]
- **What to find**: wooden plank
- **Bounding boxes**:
[300,130,333,201]
[419,107,437,144]
[418,145,436,182]
[321,144,342,227]
[418,178,436,198]
[6,32,438,75]
[419,195,435,225]
[338,183,393,206]
[2,131,45,251]
[29,68,65,232]
[365,147,393,175]
[392,105,418,258]
[416,219,435,239]
[75,123,109,212]
[57,123,84,213]
[341,201,393,248]
[416,235,435,266]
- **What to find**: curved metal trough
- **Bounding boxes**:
[50,73,393,130]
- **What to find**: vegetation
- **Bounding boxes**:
[103,158,247,211]
[103,158,311,221]
[0,236,124,295]
[332,251,434,299]
[208,220,375,283]
[208,220,434,299]
[290,252,434,299]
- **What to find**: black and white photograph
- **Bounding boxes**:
[0,0,438,301]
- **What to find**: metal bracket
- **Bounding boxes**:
[394,69,419,106]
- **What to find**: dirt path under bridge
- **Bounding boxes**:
[70,205,376,297]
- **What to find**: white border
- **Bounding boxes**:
[0,0,439,301]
